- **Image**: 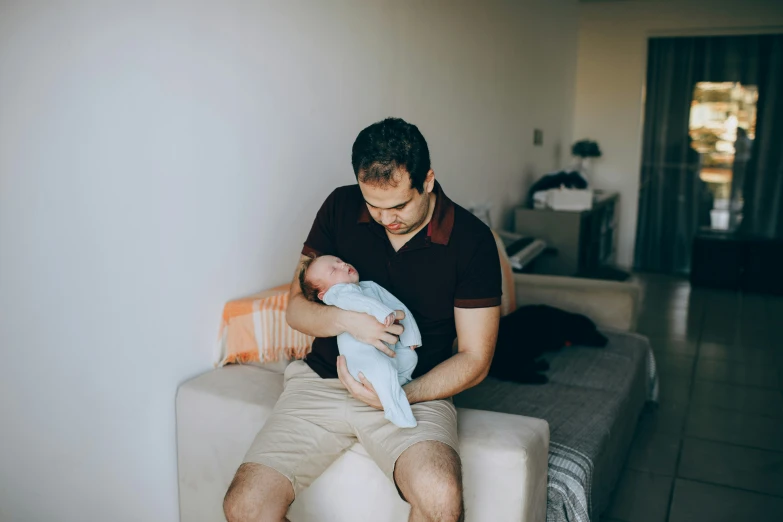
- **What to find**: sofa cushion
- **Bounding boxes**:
[455,331,652,521]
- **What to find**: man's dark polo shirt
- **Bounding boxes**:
[302,181,502,379]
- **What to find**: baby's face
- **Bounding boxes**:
[308,255,360,293]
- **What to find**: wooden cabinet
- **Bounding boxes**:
[513,192,619,277]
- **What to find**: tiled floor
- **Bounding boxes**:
[602,273,783,522]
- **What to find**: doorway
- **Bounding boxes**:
[689,81,757,232]
[634,34,783,275]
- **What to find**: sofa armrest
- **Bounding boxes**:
[176,366,284,522]
[458,409,549,522]
[513,273,641,332]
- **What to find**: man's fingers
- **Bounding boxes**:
[358,372,369,386]
[336,355,349,379]
[338,359,383,410]
[386,324,404,336]
[338,357,362,392]
[373,341,396,357]
[394,310,405,321]
[358,372,375,392]
[381,333,399,346]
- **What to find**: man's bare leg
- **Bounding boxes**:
[224,463,294,522]
[394,441,464,522]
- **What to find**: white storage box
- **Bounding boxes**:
[546,188,594,211]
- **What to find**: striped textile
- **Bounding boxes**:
[545,343,659,522]
[547,442,593,522]
[215,285,314,366]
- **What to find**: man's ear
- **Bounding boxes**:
[424,169,436,193]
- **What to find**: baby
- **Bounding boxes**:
[299,255,420,428]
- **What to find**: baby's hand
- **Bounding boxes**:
[384,312,396,327]
[410,345,419,350]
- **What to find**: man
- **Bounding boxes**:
[224,118,501,522]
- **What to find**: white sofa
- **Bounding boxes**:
[176,273,640,522]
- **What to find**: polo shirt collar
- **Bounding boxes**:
[356,180,455,246]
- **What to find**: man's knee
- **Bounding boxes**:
[423,471,463,520]
[223,464,255,522]
[223,489,244,522]
[223,463,293,522]
[396,442,464,521]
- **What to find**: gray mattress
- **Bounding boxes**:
[454,331,655,522]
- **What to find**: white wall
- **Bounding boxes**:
[0,1,578,521]
[573,0,783,267]
[392,1,579,229]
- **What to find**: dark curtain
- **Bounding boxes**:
[634,34,783,274]
[741,36,783,239]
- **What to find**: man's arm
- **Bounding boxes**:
[403,306,500,403]
[286,255,404,357]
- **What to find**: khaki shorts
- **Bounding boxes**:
[243,360,459,497]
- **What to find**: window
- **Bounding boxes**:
[689,82,758,229]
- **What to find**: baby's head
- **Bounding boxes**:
[299,255,360,302]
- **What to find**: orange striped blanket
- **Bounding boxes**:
[215,285,314,366]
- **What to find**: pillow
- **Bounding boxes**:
[491,230,517,317]
[215,284,314,367]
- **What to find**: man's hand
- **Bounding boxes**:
[341,310,406,358]
[336,355,383,410]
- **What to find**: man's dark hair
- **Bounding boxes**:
[351,117,431,193]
